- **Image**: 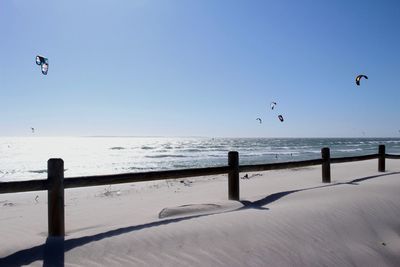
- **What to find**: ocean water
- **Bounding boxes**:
[1,137,400,182]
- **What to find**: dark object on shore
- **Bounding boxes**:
[36,55,49,75]
[180,180,193,186]
[241,174,249,179]
[355,74,368,86]
[256,118,262,124]
[31,127,35,133]
[278,115,284,122]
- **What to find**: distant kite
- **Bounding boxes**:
[256,118,262,124]
[31,127,35,133]
[270,102,277,110]
[35,55,49,75]
[278,115,284,122]
[355,74,368,86]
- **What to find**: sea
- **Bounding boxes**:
[1,137,400,182]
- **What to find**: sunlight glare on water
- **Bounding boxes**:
[1,137,400,181]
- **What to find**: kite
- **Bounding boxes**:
[270,102,277,110]
[256,118,262,124]
[278,115,284,122]
[35,55,49,75]
[355,74,368,86]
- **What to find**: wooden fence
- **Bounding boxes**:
[1,144,399,237]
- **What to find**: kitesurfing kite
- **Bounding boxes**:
[278,115,284,122]
[35,55,49,75]
[270,102,277,110]
[256,118,262,124]
[355,74,368,86]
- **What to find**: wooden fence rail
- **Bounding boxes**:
[385,154,400,159]
[0,179,47,194]
[239,158,323,173]
[330,154,379,164]
[64,166,231,189]
[0,144,399,237]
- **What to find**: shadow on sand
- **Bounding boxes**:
[0,171,398,266]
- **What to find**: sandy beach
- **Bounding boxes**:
[1,159,400,266]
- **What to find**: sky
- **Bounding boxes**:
[1,0,400,138]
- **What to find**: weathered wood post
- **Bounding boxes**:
[48,158,65,237]
[321,147,331,183]
[378,145,385,172]
[228,151,239,200]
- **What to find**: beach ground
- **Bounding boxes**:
[1,159,400,266]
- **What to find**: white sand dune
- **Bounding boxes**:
[1,159,400,266]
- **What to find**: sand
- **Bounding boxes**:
[1,159,400,266]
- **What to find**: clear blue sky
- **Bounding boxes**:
[1,0,399,137]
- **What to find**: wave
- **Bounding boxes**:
[145,155,189,158]
[208,154,225,158]
[302,150,321,154]
[172,164,190,169]
[181,149,203,153]
[141,146,155,150]
[124,166,157,171]
[336,148,363,152]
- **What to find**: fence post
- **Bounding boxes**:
[321,147,331,183]
[228,151,239,201]
[48,158,65,237]
[378,145,385,172]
